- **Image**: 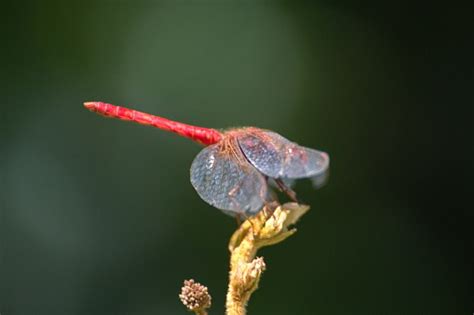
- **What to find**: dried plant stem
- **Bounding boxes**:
[179,202,309,315]
[225,202,310,315]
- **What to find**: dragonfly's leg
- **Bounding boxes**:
[275,178,299,203]
[262,177,279,210]
[235,214,243,226]
[262,206,270,218]
[235,215,255,231]
[261,201,278,220]
[242,212,258,231]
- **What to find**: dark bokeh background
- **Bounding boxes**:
[2,1,473,314]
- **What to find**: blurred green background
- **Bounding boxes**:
[1,1,472,314]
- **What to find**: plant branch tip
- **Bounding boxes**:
[226,203,310,315]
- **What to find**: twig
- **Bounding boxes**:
[178,202,309,315]
[225,202,310,315]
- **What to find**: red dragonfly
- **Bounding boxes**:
[84,101,329,217]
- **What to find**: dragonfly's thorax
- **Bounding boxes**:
[216,129,253,167]
[221,127,267,143]
[223,126,263,136]
[217,127,273,166]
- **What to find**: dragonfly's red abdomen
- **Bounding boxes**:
[84,101,222,146]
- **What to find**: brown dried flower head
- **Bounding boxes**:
[179,279,212,312]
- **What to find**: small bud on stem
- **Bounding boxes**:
[179,279,212,315]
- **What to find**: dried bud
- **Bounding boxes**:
[242,257,266,281]
[238,257,266,295]
[179,279,211,312]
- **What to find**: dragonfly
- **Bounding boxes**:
[84,101,329,217]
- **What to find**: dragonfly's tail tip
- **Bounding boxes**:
[83,101,99,110]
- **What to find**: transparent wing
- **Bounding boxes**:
[238,130,329,179]
[190,144,268,216]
